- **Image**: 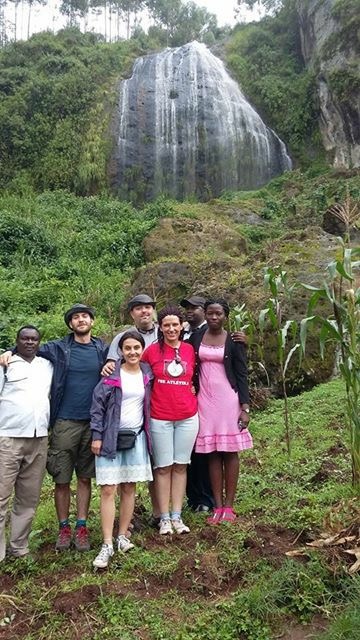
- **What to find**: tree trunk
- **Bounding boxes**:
[27,0,32,39]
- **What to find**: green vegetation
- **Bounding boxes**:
[0,378,359,639]
[0,190,173,347]
[259,267,299,454]
[226,4,320,163]
[300,194,360,490]
[0,29,143,194]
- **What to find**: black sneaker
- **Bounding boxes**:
[194,505,210,513]
[149,515,161,529]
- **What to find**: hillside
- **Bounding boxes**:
[1,378,359,639]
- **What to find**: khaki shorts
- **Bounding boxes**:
[47,419,95,484]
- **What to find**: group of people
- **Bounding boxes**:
[0,293,253,570]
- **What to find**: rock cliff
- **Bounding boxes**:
[296,0,360,168]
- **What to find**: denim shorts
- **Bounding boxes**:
[150,414,199,469]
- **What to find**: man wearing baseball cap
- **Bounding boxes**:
[1,304,109,552]
[106,294,157,361]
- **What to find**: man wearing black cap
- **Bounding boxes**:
[180,296,214,513]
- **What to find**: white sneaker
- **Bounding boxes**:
[159,518,173,535]
[93,543,114,568]
[117,535,134,553]
[171,518,190,534]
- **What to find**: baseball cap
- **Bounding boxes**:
[180,296,206,308]
[127,294,156,311]
[64,304,95,327]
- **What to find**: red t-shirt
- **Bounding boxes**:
[141,342,197,420]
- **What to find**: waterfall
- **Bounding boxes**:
[112,41,292,201]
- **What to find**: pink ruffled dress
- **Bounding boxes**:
[195,343,253,454]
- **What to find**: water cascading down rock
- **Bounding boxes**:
[111,41,292,201]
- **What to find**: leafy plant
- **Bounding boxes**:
[300,195,360,491]
[259,267,299,454]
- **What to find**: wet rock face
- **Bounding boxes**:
[111,41,291,202]
[296,0,360,168]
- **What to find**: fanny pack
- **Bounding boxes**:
[116,424,143,451]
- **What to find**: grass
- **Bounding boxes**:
[0,378,359,640]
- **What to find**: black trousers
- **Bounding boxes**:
[186,451,214,509]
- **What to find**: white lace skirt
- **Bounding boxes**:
[95,431,153,485]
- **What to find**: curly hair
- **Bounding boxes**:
[204,298,230,317]
[157,305,185,348]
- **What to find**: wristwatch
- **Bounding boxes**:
[241,407,250,414]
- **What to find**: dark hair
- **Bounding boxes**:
[157,305,185,348]
[118,330,145,351]
[204,298,230,317]
[16,325,41,340]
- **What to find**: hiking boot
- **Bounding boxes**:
[171,518,190,534]
[159,518,173,535]
[93,544,113,569]
[74,525,90,551]
[117,535,134,553]
[55,525,72,551]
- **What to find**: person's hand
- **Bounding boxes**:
[238,408,250,430]
[231,331,247,345]
[0,351,12,367]
[101,360,116,376]
[191,384,196,395]
[91,440,102,456]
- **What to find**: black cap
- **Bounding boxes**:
[64,304,95,328]
[180,296,206,308]
[127,294,156,311]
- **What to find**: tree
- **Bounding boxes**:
[9,0,21,40]
[236,0,287,12]
[27,0,48,37]
[146,0,182,45]
[172,1,217,46]
[59,0,89,28]
[0,0,9,45]
[118,0,145,40]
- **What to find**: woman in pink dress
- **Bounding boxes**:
[189,298,252,524]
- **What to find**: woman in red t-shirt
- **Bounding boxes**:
[142,305,199,536]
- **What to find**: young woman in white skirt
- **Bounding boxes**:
[90,330,153,568]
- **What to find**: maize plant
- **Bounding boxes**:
[259,267,299,455]
[300,192,360,491]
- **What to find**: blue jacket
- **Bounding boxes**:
[37,334,108,427]
[90,361,153,460]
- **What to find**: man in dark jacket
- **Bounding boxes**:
[40,304,108,552]
[0,305,109,551]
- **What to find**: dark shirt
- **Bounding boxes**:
[57,342,101,420]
